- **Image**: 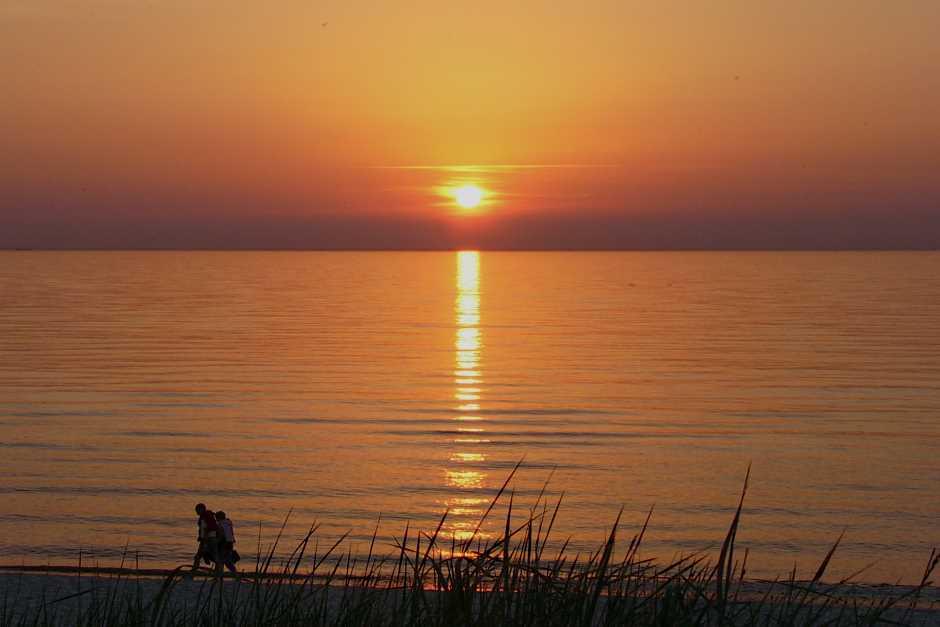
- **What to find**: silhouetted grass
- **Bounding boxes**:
[2,463,938,626]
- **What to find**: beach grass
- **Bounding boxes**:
[3,463,938,626]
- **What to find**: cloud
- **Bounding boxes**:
[368,164,617,174]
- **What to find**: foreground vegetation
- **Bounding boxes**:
[3,465,938,626]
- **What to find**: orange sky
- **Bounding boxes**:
[1,0,939,248]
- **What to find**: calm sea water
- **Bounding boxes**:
[1,251,938,583]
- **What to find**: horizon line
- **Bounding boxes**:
[2,248,937,253]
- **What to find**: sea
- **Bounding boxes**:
[0,251,938,583]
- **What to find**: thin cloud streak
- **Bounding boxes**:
[368,164,618,173]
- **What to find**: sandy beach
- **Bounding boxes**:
[3,565,940,626]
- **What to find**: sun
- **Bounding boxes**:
[454,184,484,209]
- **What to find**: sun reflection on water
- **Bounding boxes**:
[443,251,489,544]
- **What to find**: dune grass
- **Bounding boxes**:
[3,464,938,626]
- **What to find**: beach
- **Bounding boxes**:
[3,566,939,626]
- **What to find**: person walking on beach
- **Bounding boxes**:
[215,510,238,573]
[192,503,223,574]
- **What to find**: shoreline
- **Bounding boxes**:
[2,564,938,600]
[2,567,939,625]
[0,564,354,583]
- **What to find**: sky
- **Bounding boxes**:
[1,0,939,249]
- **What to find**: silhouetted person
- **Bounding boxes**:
[192,503,223,574]
[215,510,238,573]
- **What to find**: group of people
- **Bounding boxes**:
[192,502,239,574]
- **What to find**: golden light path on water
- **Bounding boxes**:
[0,252,938,582]
[445,251,489,543]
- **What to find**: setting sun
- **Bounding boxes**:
[454,185,484,210]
